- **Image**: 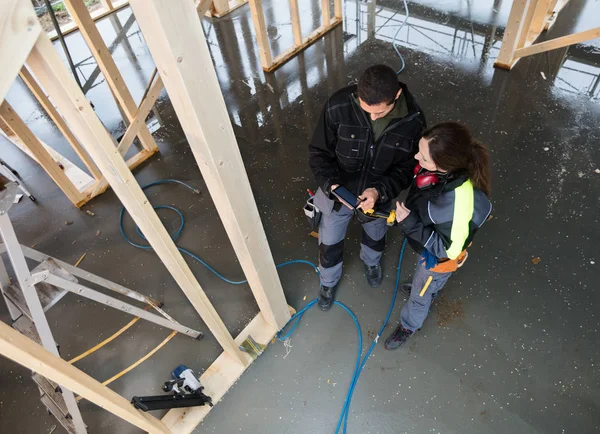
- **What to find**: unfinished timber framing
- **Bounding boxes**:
[249,0,343,71]
[1,0,160,207]
[495,0,600,69]
[1,0,292,432]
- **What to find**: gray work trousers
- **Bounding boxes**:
[401,254,454,331]
[313,188,389,287]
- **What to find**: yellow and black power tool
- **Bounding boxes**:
[361,208,397,226]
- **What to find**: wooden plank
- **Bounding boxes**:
[544,0,568,31]
[516,0,539,49]
[526,0,551,44]
[248,0,273,69]
[47,0,130,40]
[265,18,343,72]
[334,0,342,19]
[162,310,279,434]
[116,75,164,156]
[0,0,42,103]
[211,0,229,15]
[0,101,87,205]
[61,0,158,154]
[514,26,600,58]
[26,33,246,364]
[128,0,291,330]
[196,0,213,17]
[494,0,530,69]
[321,0,331,26]
[0,320,170,433]
[19,67,103,180]
[289,0,303,46]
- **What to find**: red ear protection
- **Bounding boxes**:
[414,163,440,190]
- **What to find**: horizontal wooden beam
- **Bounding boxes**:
[265,18,343,72]
[0,320,170,433]
[514,26,600,59]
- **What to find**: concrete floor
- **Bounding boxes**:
[1,0,599,433]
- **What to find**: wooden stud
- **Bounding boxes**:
[289,0,303,46]
[264,18,343,72]
[116,75,164,157]
[321,0,331,26]
[544,0,568,31]
[0,101,86,206]
[0,320,170,434]
[47,0,130,41]
[0,0,42,103]
[494,0,530,69]
[211,0,229,15]
[26,33,246,364]
[334,0,342,19]
[61,0,158,154]
[248,0,273,70]
[19,67,103,180]
[526,0,551,44]
[514,26,600,58]
[196,0,214,17]
[127,0,291,330]
[516,0,539,49]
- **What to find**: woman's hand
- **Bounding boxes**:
[395,201,411,223]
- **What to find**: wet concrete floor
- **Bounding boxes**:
[0,0,599,433]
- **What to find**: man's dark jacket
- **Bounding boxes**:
[308,82,426,207]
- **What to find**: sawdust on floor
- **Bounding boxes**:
[435,295,465,326]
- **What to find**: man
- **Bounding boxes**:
[308,64,426,311]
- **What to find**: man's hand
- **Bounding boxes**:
[395,201,411,223]
[357,188,379,211]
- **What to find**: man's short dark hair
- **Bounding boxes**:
[357,65,399,105]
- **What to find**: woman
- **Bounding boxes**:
[384,122,492,350]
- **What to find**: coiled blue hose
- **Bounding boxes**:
[120,179,408,434]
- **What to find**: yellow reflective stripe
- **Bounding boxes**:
[446,179,474,259]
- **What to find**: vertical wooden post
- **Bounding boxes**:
[516,0,539,48]
[527,0,551,42]
[0,321,170,433]
[248,0,273,70]
[367,0,376,38]
[19,67,103,180]
[0,101,85,205]
[127,0,291,330]
[322,0,331,26]
[494,0,531,69]
[26,33,247,364]
[334,0,342,19]
[61,0,158,153]
[289,0,303,47]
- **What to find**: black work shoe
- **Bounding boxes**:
[365,263,383,288]
[318,285,337,311]
[384,323,414,350]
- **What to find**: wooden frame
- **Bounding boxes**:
[1,0,161,208]
[2,0,292,432]
[46,0,131,41]
[248,0,343,72]
[494,0,600,69]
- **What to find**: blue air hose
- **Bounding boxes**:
[120,179,408,434]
